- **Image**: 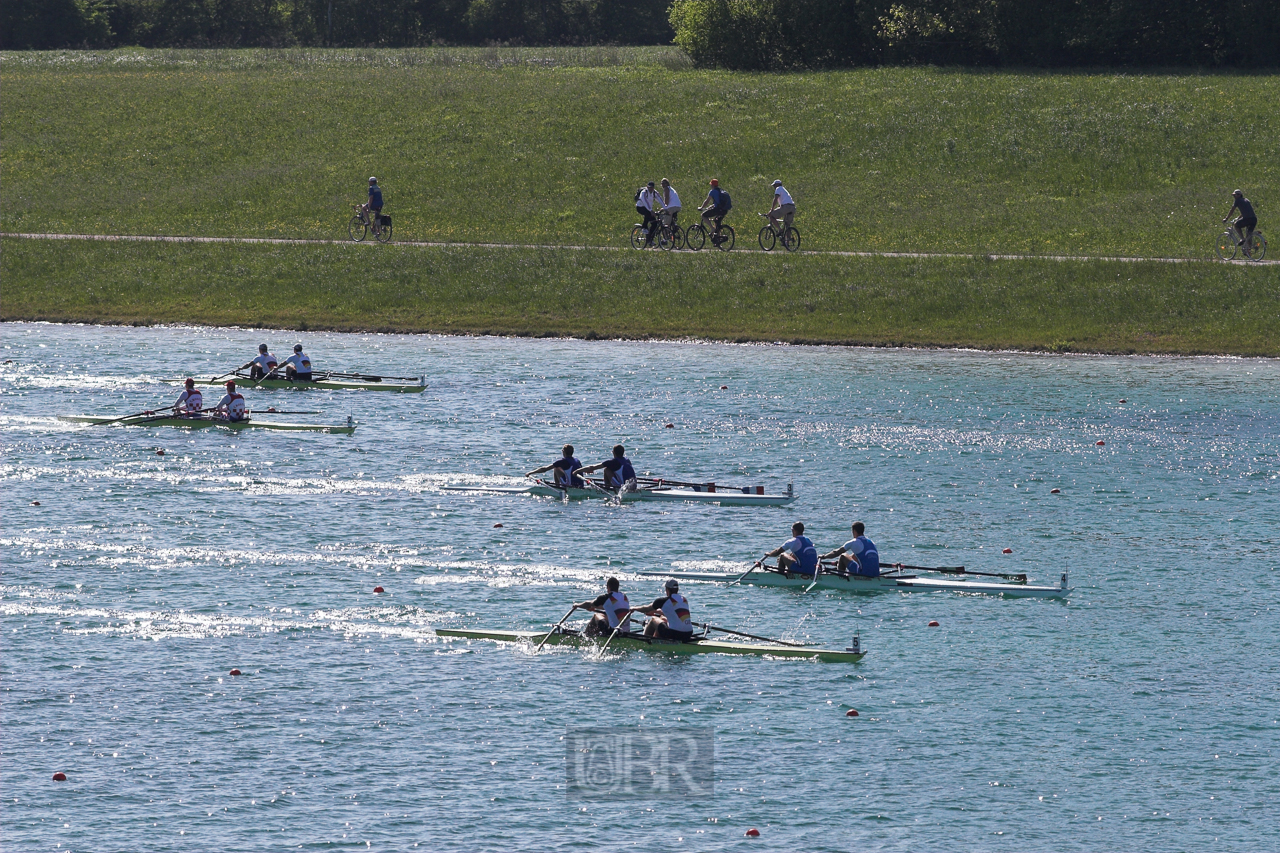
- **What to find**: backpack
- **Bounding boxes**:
[719,191,732,212]
[634,187,643,204]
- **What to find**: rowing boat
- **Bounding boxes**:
[436,627,865,662]
[59,414,356,434]
[443,478,796,507]
[640,569,1071,598]
[190,372,426,392]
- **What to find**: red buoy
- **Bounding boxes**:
[845,709,859,717]
[229,669,241,676]
[156,449,165,456]
[720,385,728,390]
[52,772,67,782]
[493,523,503,528]
[1096,440,1105,446]
[664,423,675,428]
[1002,548,1013,554]
[1051,488,1061,494]
[745,828,760,837]
[374,586,384,593]
[31,501,40,506]
[1118,399,1127,403]
[267,407,279,413]
[928,620,940,627]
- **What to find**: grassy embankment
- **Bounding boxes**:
[2,48,1278,353]
[5,238,1277,355]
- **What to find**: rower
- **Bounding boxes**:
[278,344,313,382]
[248,344,278,380]
[575,577,633,637]
[637,579,694,641]
[526,444,585,488]
[577,444,638,492]
[212,380,248,422]
[763,522,819,577]
[174,378,203,417]
[819,522,880,577]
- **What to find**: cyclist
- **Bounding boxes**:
[767,179,795,235]
[636,181,660,248]
[364,177,384,237]
[1223,189,1258,255]
[658,178,681,230]
[698,179,731,244]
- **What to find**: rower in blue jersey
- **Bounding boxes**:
[819,521,880,577]
[577,444,638,492]
[526,444,585,488]
[763,522,819,577]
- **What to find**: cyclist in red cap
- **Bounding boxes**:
[174,378,203,417]
[212,380,248,422]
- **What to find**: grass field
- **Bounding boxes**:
[5,238,1277,355]
[2,49,1276,258]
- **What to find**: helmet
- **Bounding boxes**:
[184,377,195,386]
[661,178,670,186]
[293,344,303,353]
[665,579,679,592]
[258,344,268,353]
[709,179,719,187]
[647,181,655,188]
[1233,189,1243,197]
[369,176,378,184]
[772,179,783,187]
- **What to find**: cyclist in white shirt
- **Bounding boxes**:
[658,178,681,229]
[636,181,660,248]
[768,179,795,234]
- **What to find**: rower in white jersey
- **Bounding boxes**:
[174,378,203,417]
[575,576,633,637]
[637,578,695,641]
[212,380,248,422]
[278,344,313,382]
[248,344,278,380]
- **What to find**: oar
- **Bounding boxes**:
[535,606,577,653]
[892,563,1027,582]
[729,560,762,586]
[319,371,422,382]
[802,567,825,593]
[95,404,176,425]
[691,621,810,648]
[599,610,636,654]
[211,361,255,383]
[258,409,322,415]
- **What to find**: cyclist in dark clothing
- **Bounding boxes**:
[1224,189,1258,253]
[365,177,385,236]
[698,179,729,243]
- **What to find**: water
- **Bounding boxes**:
[2,322,1277,851]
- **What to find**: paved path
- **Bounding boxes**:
[3,231,1274,265]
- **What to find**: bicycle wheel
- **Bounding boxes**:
[1247,231,1266,261]
[1214,230,1237,260]
[716,225,735,251]
[783,226,800,252]
[671,225,685,250]
[348,215,368,242]
[375,219,393,243]
[658,226,675,251]
[685,224,706,251]
[758,225,776,251]
[631,225,648,250]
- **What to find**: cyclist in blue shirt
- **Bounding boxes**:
[1224,189,1258,255]
[364,177,385,237]
[697,179,730,244]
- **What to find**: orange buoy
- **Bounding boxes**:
[52,772,67,782]
[1002,548,1013,554]
[493,523,503,528]
[1051,488,1061,494]
[31,501,40,506]
[845,709,859,717]
[229,669,241,676]
[745,828,760,837]
[928,620,940,627]
[374,586,384,593]
[1096,440,1105,446]
[720,385,728,390]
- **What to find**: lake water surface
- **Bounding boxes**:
[2,322,1277,851]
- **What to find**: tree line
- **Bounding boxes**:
[3,0,1277,68]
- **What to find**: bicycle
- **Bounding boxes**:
[757,212,801,252]
[630,212,683,251]
[1215,224,1267,261]
[685,215,735,252]
[349,204,393,243]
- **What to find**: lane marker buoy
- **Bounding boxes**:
[156,449,165,456]
[845,709,859,717]
[1002,548,1013,554]
[493,523,503,528]
[720,385,728,390]
[52,772,67,781]
[1051,488,1061,494]
[928,620,940,627]
[664,423,674,428]
[229,669,241,676]
[745,828,760,837]
[374,586,384,593]
[1096,440,1105,446]
[31,501,40,506]
[1119,399,1127,403]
